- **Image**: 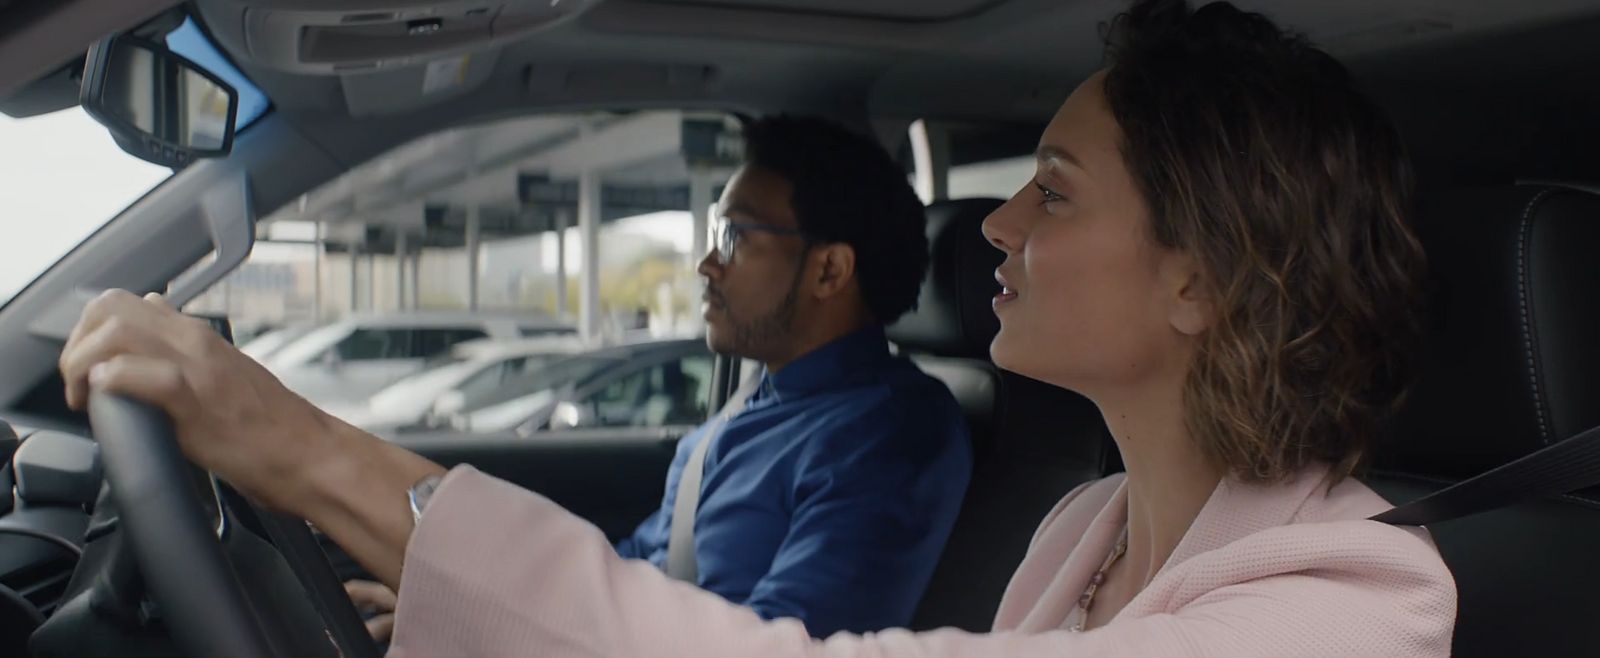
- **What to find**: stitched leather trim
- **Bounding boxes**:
[1516,188,1558,445]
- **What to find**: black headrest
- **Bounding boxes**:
[1384,186,1600,479]
[888,198,1005,359]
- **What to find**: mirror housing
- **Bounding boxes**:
[427,391,469,431]
[432,391,467,418]
[318,349,343,371]
[79,34,238,168]
[549,400,595,430]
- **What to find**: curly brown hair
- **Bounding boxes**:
[1101,0,1427,482]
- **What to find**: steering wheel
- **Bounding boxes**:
[87,393,382,658]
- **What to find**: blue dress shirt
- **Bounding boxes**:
[614,325,972,638]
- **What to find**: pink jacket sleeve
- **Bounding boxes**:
[388,466,1453,658]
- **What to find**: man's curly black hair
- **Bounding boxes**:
[740,116,929,325]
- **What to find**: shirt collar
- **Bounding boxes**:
[755,325,892,404]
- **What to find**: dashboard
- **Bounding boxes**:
[0,417,226,622]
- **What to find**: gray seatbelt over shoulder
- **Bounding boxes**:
[665,372,762,582]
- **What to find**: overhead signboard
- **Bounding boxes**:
[680,118,742,168]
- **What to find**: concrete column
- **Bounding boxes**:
[410,251,421,310]
[579,168,601,341]
[466,205,482,312]
[366,251,377,312]
[395,232,408,310]
[312,222,323,323]
[689,164,714,260]
[348,242,360,313]
[554,208,569,319]
[909,119,950,204]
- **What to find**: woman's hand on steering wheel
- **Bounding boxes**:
[59,290,343,513]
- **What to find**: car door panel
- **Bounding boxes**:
[322,430,685,581]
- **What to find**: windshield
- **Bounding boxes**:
[240,325,313,359]
[0,109,172,305]
[263,323,348,369]
[0,17,270,309]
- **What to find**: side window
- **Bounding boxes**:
[583,366,655,427]
[412,328,488,358]
[520,326,575,338]
[455,362,508,401]
[335,328,411,361]
[914,120,1039,200]
[675,355,714,425]
[577,353,713,428]
[503,355,548,381]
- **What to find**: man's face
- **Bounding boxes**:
[697,165,811,360]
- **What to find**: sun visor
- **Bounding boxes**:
[230,0,600,75]
[341,48,498,116]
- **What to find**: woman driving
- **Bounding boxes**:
[57,0,1457,655]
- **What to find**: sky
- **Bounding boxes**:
[0,16,268,305]
[0,108,171,302]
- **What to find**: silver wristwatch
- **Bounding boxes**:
[408,474,445,525]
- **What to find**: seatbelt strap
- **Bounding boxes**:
[665,370,763,582]
[1372,422,1600,526]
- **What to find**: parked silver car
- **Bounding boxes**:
[260,311,573,408]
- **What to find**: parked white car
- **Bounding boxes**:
[260,311,573,408]
[239,325,314,361]
[415,338,715,436]
[323,335,588,433]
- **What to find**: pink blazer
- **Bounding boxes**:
[389,463,1456,657]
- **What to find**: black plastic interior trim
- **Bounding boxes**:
[634,0,1009,25]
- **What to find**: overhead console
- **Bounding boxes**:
[221,0,602,74]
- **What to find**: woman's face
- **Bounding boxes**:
[984,71,1207,396]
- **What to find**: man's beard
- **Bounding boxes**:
[731,284,799,356]
[717,264,804,359]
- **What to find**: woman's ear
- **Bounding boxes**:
[1167,255,1214,336]
[809,243,857,300]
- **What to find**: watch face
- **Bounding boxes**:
[410,474,445,520]
[416,476,441,501]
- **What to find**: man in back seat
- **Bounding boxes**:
[348,115,974,640]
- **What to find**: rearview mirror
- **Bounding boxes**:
[80,34,237,168]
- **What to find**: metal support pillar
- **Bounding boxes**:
[466,205,482,312]
[365,251,377,312]
[348,241,360,313]
[312,222,323,323]
[579,168,601,341]
[555,208,570,319]
[690,164,714,260]
[395,232,408,310]
[410,251,421,310]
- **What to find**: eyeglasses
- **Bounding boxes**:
[711,216,808,265]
